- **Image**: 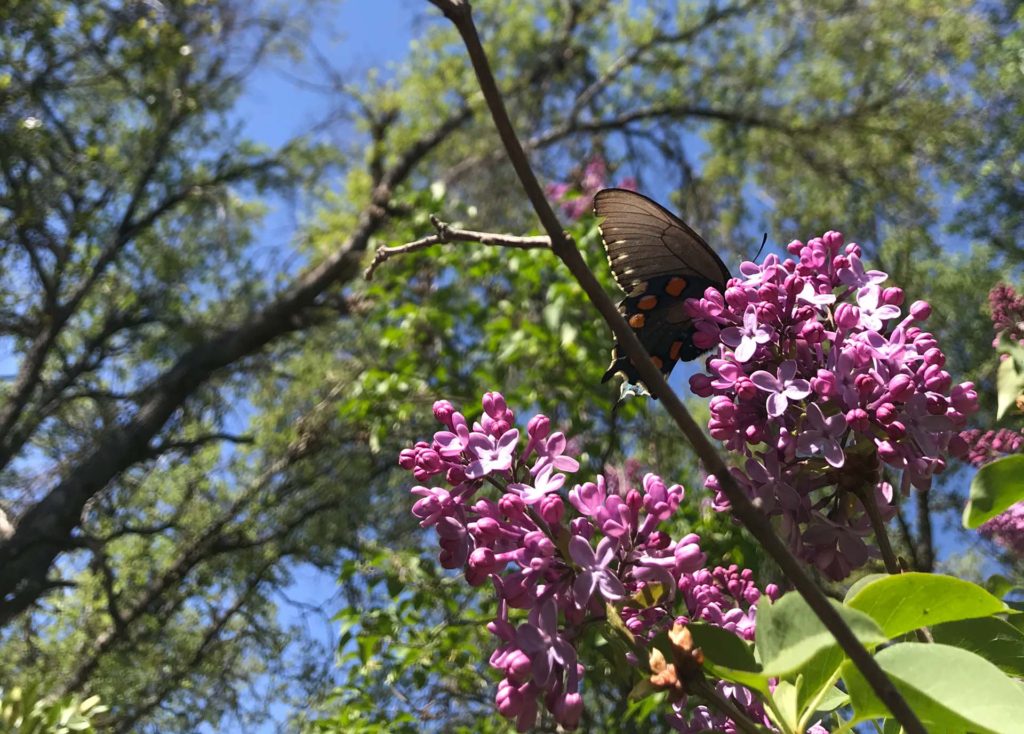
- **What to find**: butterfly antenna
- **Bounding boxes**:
[754,232,768,261]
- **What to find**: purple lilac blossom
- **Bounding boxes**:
[544,156,638,221]
[989,283,1024,345]
[401,392,774,732]
[688,233,979,579]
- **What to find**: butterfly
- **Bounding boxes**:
[593,188,731,390]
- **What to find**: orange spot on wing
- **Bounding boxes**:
[629,313,646,329]
[638,295,658,311]
[650,356,664,370]
[670,341,683,360]
[666,277,688,297]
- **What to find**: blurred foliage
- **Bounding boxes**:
[0,685,107,734]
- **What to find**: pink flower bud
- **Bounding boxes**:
[539,494,564,524]
[482,391,507,419]
[735,377,758,401]
[398,448,417,470]
[951,382,979,414]
[433,399,456,427]
[467,547,498,586]
[887,421,907,439]
[922,347,945,367]
[554,692,583,730]
[910,300,931,321]
[689,373,714,397]
[812,370,837,397]
[725,286,749,311]
[882,286,904,306]
[527,414,550,441]
[498,493,526,520]
[855,373,878,396]
[845,407,869,432]
[926,394,948,415]
[835,302,860,329]
[801,319,825,343]
[876,439,900,464]
[887,374,914,402]
[787,239,804,254]
[675,539,706,572]
[822,230,844,252]
[876,402,897,424]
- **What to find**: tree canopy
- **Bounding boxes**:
[0,0,1021,732]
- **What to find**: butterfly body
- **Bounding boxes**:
[593,188,731,388]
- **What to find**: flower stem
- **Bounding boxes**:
[854,484,900,575]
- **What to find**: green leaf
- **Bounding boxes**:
[930,616,1024,678]
[687,622,770,693]
[815,685,849,712]
[771,680,800,731]
[964,455,1024,529]
[794,646,845,713]
[995,338,1024,421]
[843,573,887,603]
[846,573,1007,637]
[842,643,1024,733]
[627,677,659,702]
[755,593,887,678]
[986,574,1018,599]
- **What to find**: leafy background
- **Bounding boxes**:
[0,0,1021,732]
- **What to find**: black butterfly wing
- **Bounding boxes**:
[595,188,730,292]
[593,188,730,386]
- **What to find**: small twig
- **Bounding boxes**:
[364,215,550,280]
[914,485,935,572]
[427,3,925,732]
[854,485,900,576]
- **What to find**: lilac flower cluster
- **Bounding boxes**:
[989,283,1024,345]
[668,566,778,733]
[688,233,979,579]
[401,393,776,732]
[960,428,1024,468]
[546,157,637,220]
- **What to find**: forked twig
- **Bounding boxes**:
[364,215,550,280]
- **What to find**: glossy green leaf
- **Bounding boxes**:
[815,685,849,712]
[846,573,1007,637]
[843,573,887,603]
[930,616,1024,678]
[964,455,1024,529]
[842,643,1024,733]
[687,622,770,693]
[794,646,845,712]
[755,593,887,678]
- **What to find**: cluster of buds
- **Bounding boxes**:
[401,393,775,731]
[688,233,979,578]
[989,283,1024,346]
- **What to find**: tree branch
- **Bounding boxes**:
[0,106,472,625]
[426,3,924,731]
[364,215,550,280]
